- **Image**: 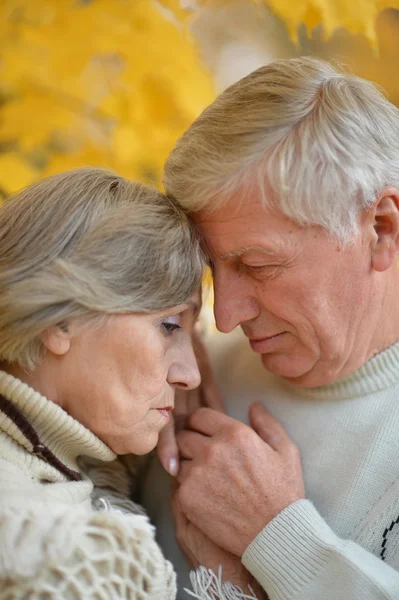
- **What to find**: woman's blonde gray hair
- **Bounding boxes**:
[0,167,205,369]
[164,56,399,243]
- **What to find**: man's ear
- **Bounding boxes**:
[370,186,399,272]
[40,323,72,356]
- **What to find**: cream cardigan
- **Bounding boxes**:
[0,370,260,600]
[0,369,178,599]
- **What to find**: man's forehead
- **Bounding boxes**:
[193,191,266,224]
[193,195,300,258]
[197,223,292,261]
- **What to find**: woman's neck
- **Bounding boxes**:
[0,357,64,409]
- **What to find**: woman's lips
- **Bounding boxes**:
[249,332,287,353]
[156,406,173,420]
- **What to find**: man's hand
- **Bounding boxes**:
[157,328,224,476]
[175,403,305,557]
[170,481,266,598]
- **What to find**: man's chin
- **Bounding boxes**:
[260,353,319,387]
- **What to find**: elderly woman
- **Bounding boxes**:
[0,168,262,600]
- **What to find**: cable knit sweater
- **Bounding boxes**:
[215,330,399,600]
[144,329,399,600]
[0,370,179,600]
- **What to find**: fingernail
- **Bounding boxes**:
[168,458,179,477]
[251,402,264,418]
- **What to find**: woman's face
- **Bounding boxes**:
[50,292,202,455]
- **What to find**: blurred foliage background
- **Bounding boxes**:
[0,0,214,195]
[2,0,399,198]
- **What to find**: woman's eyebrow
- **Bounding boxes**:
[186,299,202,318]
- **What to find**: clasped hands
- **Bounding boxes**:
[157,331,305,592]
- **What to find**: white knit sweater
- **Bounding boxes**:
[0,370,179,600]
[213,329,399,600]
[144,329,399,600]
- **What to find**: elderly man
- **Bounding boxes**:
[143,57,399,599]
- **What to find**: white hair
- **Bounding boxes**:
[0,167,204,369]
[164,56,399,243]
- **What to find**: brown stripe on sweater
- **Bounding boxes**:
[0,393,82,482]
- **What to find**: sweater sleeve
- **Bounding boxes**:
[242,500,399,600]
[0,504,177,600]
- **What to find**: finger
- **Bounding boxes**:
[193,334,225,413]
[170,487,189,529]
[174,388,190,433]
[187,406,234,436]
[176,459,192,485]
[249,402,294,453]
[170,476,180,494]
[186,386,202,417]
[157,415,179,476]
[177,429,210,460]
[199,374,225,413]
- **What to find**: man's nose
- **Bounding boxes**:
[167,343,201,391]
[213,267,260,333]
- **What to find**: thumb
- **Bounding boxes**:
[192,330,225,413]
[249,402,292,453]
[157,415,179,476]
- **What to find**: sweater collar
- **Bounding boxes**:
[0,370,116,476]
[283,340,399,400]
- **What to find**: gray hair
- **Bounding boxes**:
[0,167,204,369]
[164,56,399,243]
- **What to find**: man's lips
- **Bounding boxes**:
[247,332,287,353]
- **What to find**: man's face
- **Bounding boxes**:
[194,191,375,388]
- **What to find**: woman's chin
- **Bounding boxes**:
[111,431,160,456]
[132,439,159,456]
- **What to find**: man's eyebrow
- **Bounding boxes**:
[220,246,278,260]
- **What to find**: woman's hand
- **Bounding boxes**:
[170,482,265,598]
[157,327,224,476]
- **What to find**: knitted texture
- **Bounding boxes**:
[0,501,176,600]
[186,567,259,600]
[0,371,177,599]
[147,330,399,600]
[0,370,252,600]
[215,331,399,600]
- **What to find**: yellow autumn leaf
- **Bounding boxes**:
[197,0,399,46]
[0,91,76,150]
[43,144,117,176]
[0,0,214,195]
[264,0,399,44]
[0,153,38,196]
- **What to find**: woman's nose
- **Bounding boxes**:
[167,345,201,391]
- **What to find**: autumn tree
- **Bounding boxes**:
[0,0,214,195]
